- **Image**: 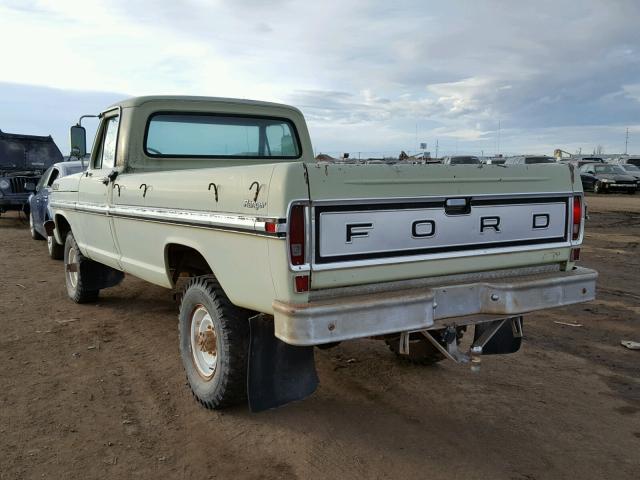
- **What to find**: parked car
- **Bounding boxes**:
[1,130,63,215]
[579,163,637,194]
[612,157,640,168]
[619,164,640,182]
[504,155,556,165]
[484,158,506,165]
[28,160,86,258]
[441,155,481,165]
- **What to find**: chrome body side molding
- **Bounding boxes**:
[49,200,287,238]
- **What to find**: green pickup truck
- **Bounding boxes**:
[49,96,597,411]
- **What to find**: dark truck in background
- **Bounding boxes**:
[0,130,63,215]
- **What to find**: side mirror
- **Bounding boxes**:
[70,125,87,157]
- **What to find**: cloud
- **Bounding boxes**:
[0,82,124,153]
[1,0,640,156]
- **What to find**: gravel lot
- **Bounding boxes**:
[1,194,638,479]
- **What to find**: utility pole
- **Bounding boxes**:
[625,127,629,155]
[497,120,501,156]
[435,139,439,159]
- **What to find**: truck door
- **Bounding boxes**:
[76,113,121,269]
[32,166,52,227]
[39,166,59,223]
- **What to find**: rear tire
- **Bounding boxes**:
[29,212,44,240]
[47,235,64,260]
[64,232,99,303]
[179,276,250,409]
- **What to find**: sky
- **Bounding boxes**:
[1,0,640,157]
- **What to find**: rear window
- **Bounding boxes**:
[145,113,301,159]
[627,158,640,167]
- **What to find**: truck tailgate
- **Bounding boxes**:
[303,162,581,289]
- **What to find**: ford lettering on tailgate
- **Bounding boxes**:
[315,196,569,263]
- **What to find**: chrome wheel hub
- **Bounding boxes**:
[66,246,78,288]
[190,305,218,380]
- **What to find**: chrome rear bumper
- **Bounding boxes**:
[273,267,597,346]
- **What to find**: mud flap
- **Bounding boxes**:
[474,317,523,355]
[248,315,319,412]
[82,260,125,291]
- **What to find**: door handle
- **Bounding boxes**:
[102,169,119,185]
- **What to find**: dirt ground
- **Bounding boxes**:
[1,194,639,480]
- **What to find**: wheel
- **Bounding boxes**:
[593,181,604,193]
[386,327,465,365]
[179,276,250,409]
[47,234,64,260]
[64,232,99,303]
[29,212,44,240]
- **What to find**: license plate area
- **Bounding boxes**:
[314,196,569,265]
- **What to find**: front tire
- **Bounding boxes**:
[29,212,44,240]
[593,181,604,193]
[64,232,99,303]
[179,276,250,409]
[47,234,64,260]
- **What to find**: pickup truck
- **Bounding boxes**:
[49,96,597,411]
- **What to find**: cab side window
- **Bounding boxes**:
[94,116,119,169]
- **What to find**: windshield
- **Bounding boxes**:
[145,113,301,159]
[622,164,640,172]
[525,157,554,164]
[592,165,627,174]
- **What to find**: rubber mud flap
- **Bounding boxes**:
[474,317,523,355]
[82,260,124,291]
[248,315,319,412]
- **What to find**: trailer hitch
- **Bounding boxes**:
[400,316,523,372]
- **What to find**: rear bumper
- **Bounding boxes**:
[273,267,597,346]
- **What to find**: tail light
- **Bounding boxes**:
[572,196,582,241]
[289,205,309,292]
[288,205,306,265]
